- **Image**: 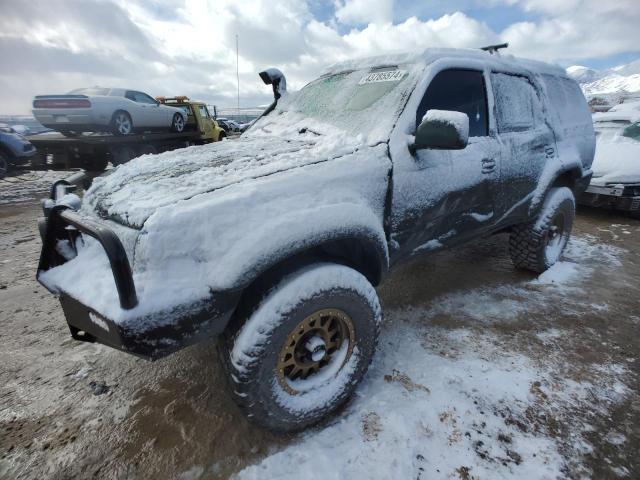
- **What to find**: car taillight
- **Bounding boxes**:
[33,99,91,108]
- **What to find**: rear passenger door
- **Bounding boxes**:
[490,73,555,221]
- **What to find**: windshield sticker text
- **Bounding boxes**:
[359,70,407,85]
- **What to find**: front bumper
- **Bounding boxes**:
[578,183,640,213]
[37,185,240,359]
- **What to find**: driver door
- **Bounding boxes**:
[391,68,502,260]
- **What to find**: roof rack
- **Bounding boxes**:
[481,43,509,55]
[156,96,190,104]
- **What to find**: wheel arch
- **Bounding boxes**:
[530,164,583,217]
[550,167,583,192]
[227,232,388,330]
[0,143,16,163]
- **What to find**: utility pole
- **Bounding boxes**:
[236,34,240,118]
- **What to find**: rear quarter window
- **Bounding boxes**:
[540,75,591,127]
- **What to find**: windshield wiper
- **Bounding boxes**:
[298,127,322,136]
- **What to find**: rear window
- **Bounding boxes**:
[68,87,110,96]
[491,73,536,133]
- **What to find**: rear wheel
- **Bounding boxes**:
[171,113,185,133]
[0,153,8,179]
[218,131,226,141]
[219,263,381,432]
[509,187,575,273]
[111,111,133,136]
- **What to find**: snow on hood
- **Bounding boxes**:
[83,130,361,228]
[593,101,640,123]
[591,140,640,185]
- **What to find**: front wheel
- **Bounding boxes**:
[219,263,382,432]
[509,187,575,273]
[171,113,185,133]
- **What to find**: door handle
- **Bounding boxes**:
[481,158,496,174]
[544,146,555,158]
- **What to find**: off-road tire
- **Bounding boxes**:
[509,187,575,273]
[218,131,226,141]
[219,263,382,432]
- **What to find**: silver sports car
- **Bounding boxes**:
[32,87,186,136]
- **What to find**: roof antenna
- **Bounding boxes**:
[481,43,509,55]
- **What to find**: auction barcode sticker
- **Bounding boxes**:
[359,69,406,85]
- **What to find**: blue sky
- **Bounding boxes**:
[1,0,639,113]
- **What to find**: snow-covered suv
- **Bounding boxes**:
[37,48,594,431]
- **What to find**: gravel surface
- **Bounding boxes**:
[0,175,638,479]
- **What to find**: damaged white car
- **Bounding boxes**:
[579,101,640,218]
[36,47,594,431]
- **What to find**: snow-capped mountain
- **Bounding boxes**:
[567,60,640,97]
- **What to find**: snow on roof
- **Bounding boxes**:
[323,48,566,78]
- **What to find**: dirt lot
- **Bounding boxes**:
[0,175,638,479]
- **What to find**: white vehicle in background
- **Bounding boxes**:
[32,87,186,137]
[580,101,640,218]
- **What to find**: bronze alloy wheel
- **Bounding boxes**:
[545,211,566,249]
[276,308,355,395]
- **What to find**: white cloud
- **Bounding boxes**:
[334,0,393,25]
[0,0,638,114]
[498,0,640,62]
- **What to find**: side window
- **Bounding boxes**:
[416,69,488,137]
[198,105,210,118]
[125,91,136,102]
[491,73,536,133]
[135,92,158,104]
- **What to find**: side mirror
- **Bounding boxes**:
[413,110,469,151]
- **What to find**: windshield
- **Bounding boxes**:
[594,120,640,142]
[251,63,422,142]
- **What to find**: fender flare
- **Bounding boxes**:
[236,226,390,291]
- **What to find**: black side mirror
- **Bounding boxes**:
[413,110,469,151]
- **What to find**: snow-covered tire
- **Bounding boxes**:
[219,263,382,432]
[509,187,575,273]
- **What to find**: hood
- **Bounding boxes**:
[590,140,640,185]
[83,133,359,228]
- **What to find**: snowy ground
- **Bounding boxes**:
[238,236,635,480]
[0,169,71,205]
[0,190,638,479]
